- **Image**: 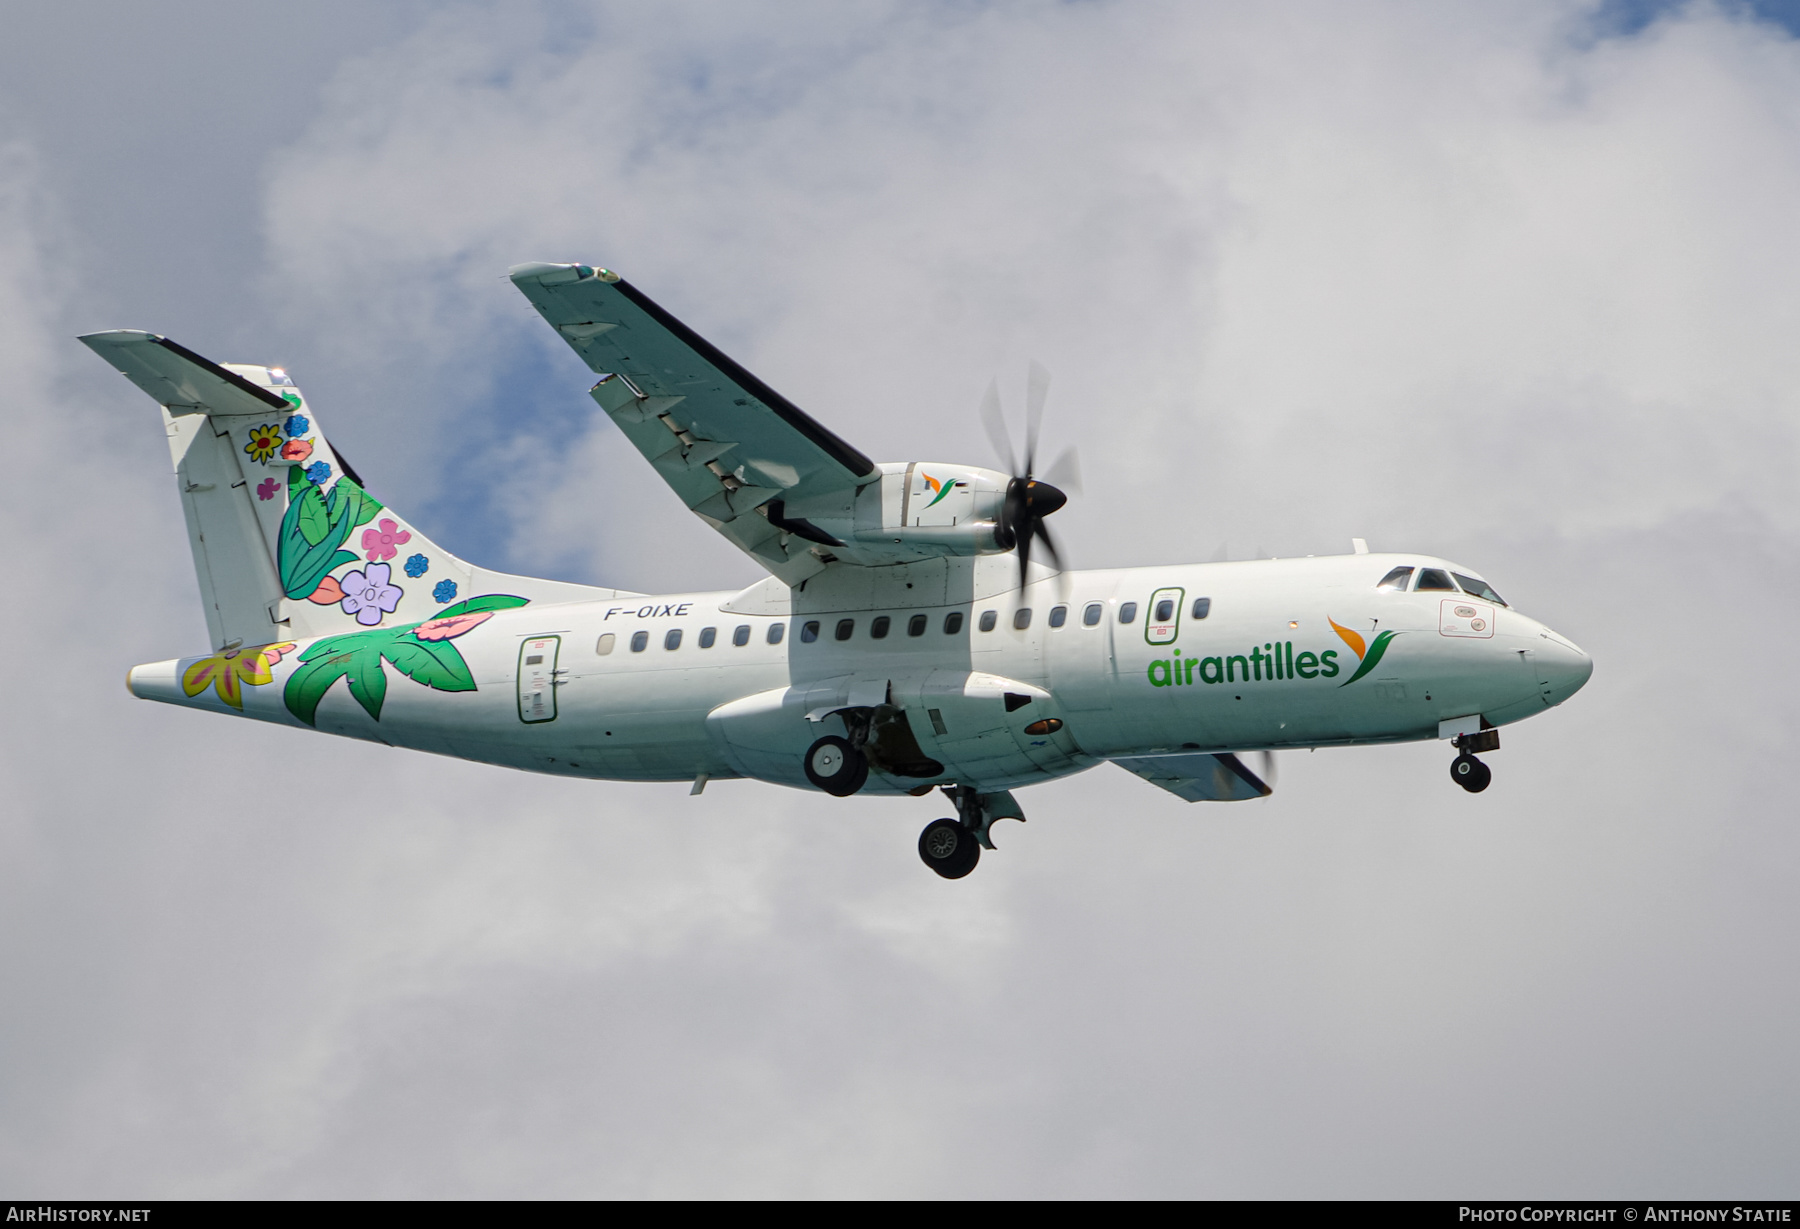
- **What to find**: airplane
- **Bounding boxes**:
[83,261,1593,879]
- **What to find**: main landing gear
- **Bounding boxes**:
[804,734,869,797]
[1450,727,1499,794]
[917,786,1020,880]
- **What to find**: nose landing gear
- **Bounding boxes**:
[1451,752,1491,793]
[1449,726,1498,793]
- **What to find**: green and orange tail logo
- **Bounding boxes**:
[1328,617,1400,687]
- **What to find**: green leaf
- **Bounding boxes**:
[296,485,330,547]
[329,476,384,532]
[1339,630,1401,687]
[346,650,389,721]
[383,639,476,692]
[434,593,531,619]
[284,654,353,727]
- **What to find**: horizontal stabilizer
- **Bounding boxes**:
[78,331,292,417]
[1110,751,1273,802]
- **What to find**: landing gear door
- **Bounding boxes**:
[518,635,561,723]
[1146,587,1184,646]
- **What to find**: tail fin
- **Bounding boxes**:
[81,330,630,650]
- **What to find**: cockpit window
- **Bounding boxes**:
[1452,572,1507,606]
[1416,568,1456,591]
[1376,566,1414,591]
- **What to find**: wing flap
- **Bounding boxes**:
[1110,751,1273,802]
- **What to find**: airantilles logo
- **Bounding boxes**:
[920,473,954,510]
[1145,617,1401,689]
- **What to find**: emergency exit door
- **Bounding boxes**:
[517,636,561,723]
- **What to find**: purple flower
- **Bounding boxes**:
[338,562,402,626]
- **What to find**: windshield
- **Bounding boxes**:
[1452,572,1507,606]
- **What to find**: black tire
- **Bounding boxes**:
[918,818,980,879]
[1452,753,1492,794]
[804,735,869,797]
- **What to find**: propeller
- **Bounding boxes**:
[979,361,1077,590]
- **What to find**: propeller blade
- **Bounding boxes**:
[1043,446,1082,496]
[1024,360,1050,476]
[1033,519,1063,573]
[1016,512,1033,586]
[979,378,1016,473]
[1258,749,1278,790]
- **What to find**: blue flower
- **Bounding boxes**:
[433,579,458,603]
[404,553,429,578]
[284,414,309,436]
[305,461,331,484]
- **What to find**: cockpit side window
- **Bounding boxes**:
[1452,572,1507,606]
[1376,566,1414,591]
[1416,567,1456,591]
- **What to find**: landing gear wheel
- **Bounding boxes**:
[1451,753,1492,794]
[918,818,981,879]
[804,735,869,797]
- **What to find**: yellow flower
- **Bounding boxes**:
[244,424,284,465]
[181,642,296,710]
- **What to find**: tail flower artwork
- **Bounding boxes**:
[244,424,284,465]
[181,642,296,710]
[362,518,412,562]
[1328,616,1401,687]
[339,562,403,626]
[282,595,529,725]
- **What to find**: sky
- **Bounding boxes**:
[1,0,1797,1198]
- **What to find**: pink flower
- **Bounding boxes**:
[412,611,494,641]
[279,438,314,463]
[256,477,280,501]
[361,517,412,562]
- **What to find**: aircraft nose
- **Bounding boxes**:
[1534,632,1593,704]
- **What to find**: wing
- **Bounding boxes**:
[1109,751,1273,802]
[510,263,878,585]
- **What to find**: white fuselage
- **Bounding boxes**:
[129,552,1592,797]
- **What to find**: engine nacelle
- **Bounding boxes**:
[771,463,1014,566]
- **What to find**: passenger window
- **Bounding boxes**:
[1083,602,1103,626]
[835,619,855,641]
[733,624,751,646]
[870,616,890,639]
[630,630,648,652]
[1119,602,1138,624]
[1416,568,1456,591]
[664,628,682,650]
[800,621,820,643]
[1014,608,1032,629]
[978,610,998,632]
[1452,573,1508,606]
[698,627,716,648]
[944,611,965,635]
[596,633,615,655]
[908,614,927,637]
[1154,598,1175,622]
[525,654,543,665]
[1376,566,1414,591]
[1191,597,1211,619]
[1049,605,1068,628]
[767,623,784,645]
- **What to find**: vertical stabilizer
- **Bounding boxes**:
[81,331,630,650]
